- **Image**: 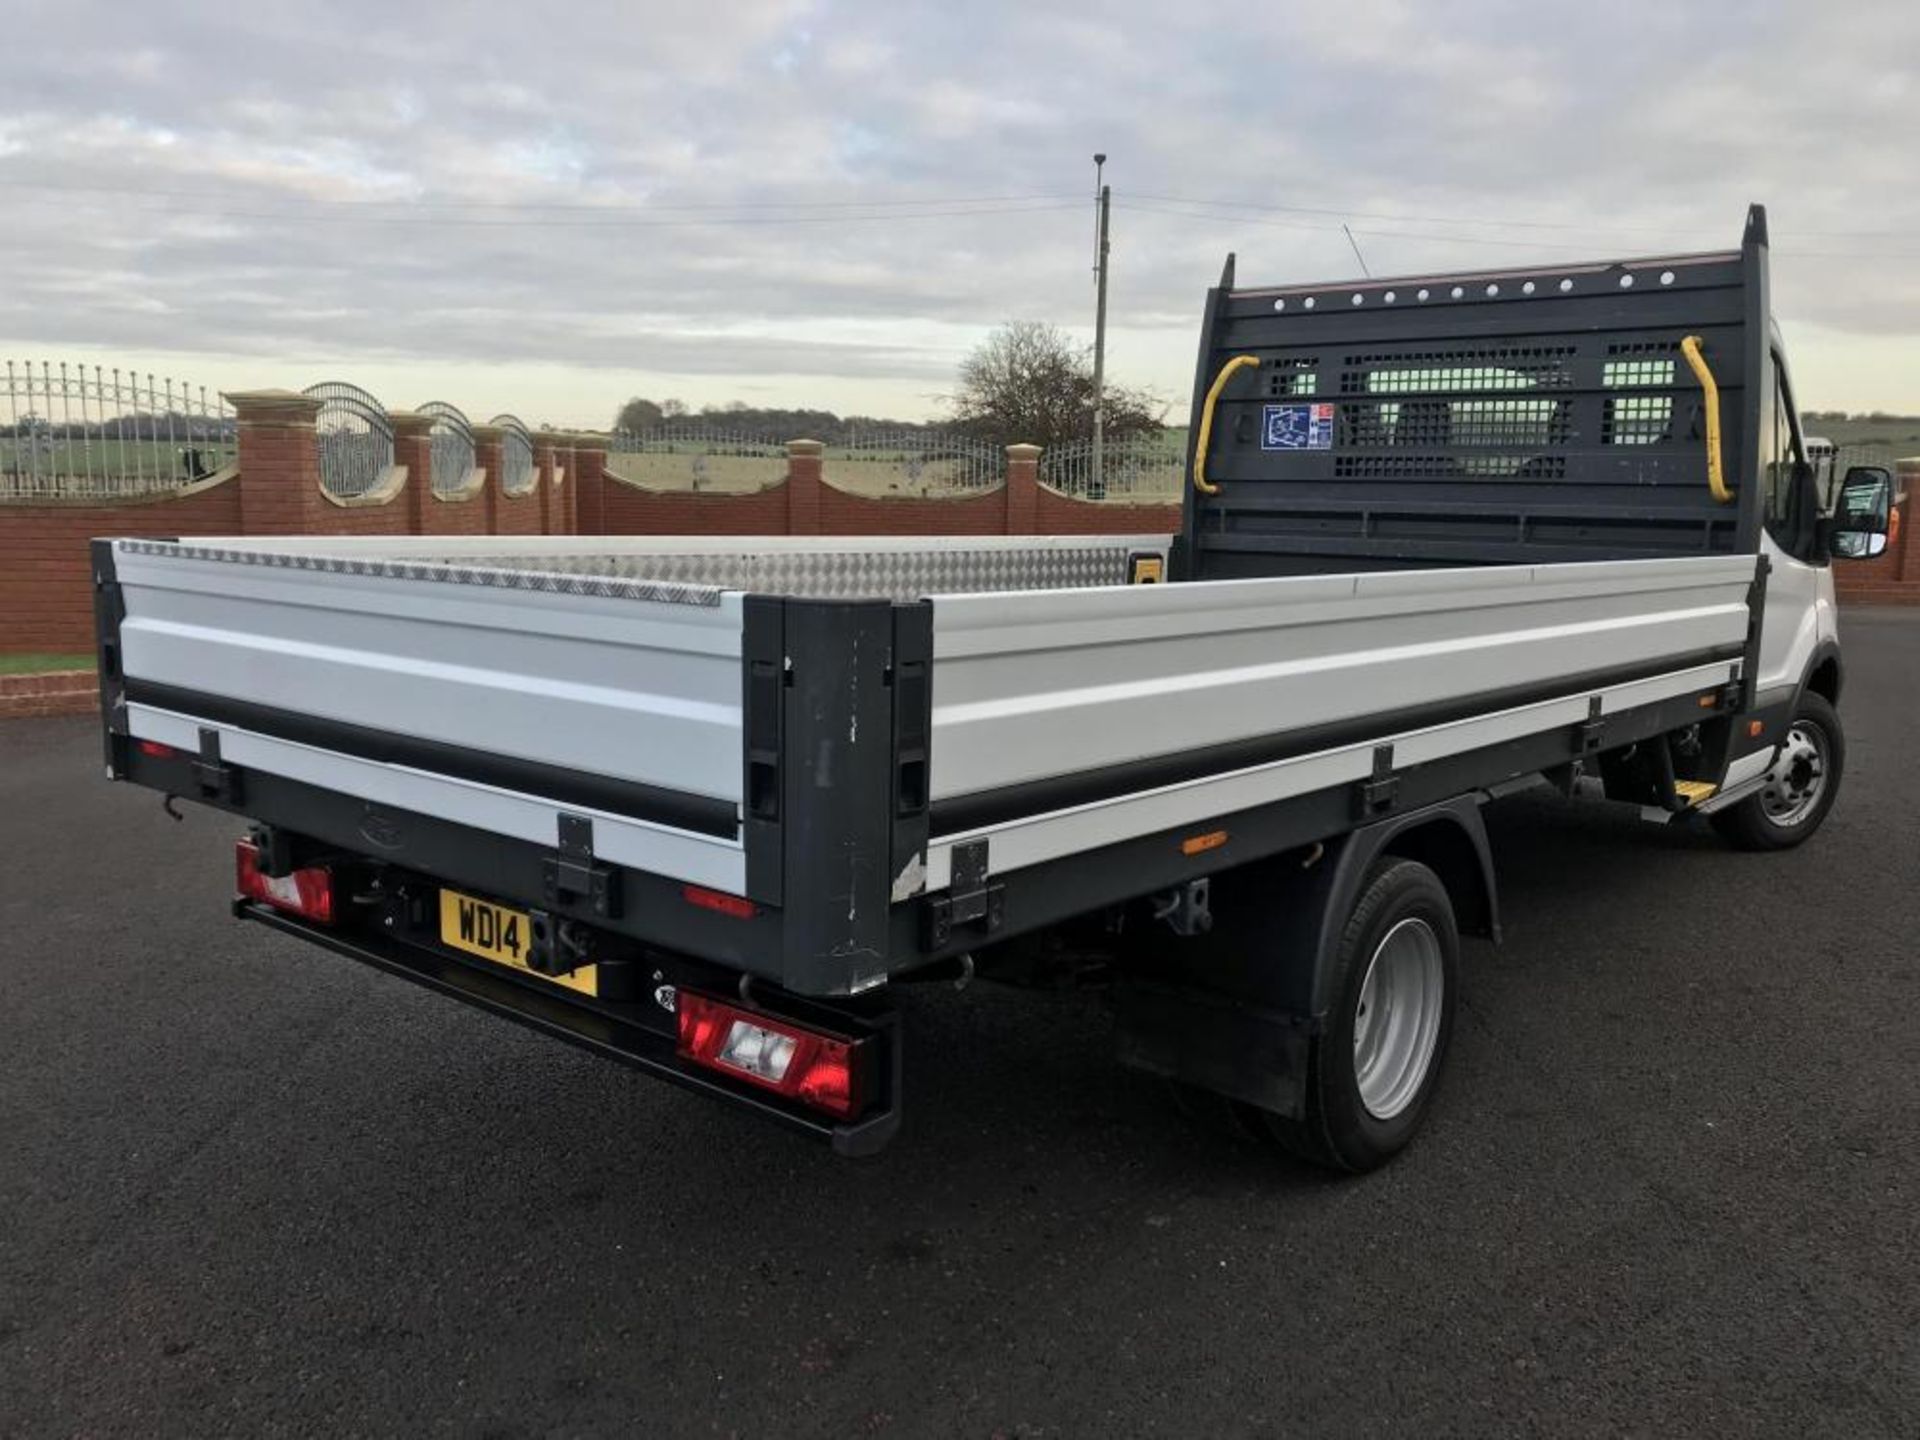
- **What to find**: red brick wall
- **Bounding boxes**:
[423,492,488,536]
[604,478,793,535]
[0,479,242,654]
[819,482,1011,534]
[1035,486,1180,535]
[496,486,543,535]
[0,669,97,718]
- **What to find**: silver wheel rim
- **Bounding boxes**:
[1760,720,1828,829]
[1353,917,1445,1121]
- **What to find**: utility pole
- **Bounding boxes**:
[1091,153,1111,495]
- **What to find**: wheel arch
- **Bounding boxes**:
[1800,642,1844,707]
[1310,797,1498,1017]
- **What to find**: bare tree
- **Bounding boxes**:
[613,397,664,432]
[949,321,1163,452]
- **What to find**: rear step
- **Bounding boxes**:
[234,900,903,1156]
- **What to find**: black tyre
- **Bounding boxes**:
[1246,858,1458,1173]
[1711,691,1844,852]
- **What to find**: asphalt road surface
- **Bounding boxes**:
[4,609,1917,1438]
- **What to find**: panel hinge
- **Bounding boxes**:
[1577,696,1608,754]
[1357,745,1399,817]
[193,727,243,803]
[924,839,1004,948]
[542,813,623,919]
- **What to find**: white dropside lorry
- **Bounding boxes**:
[93,206,1897,1169]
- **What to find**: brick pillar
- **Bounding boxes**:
[389,411,434,534]
[225,389,324,535]
[573,432,608,536]
[1894,458,1919,582]
[786,438,823,536]
[533,431,561,535]
[1005,443,1041,535]
[557,436,580,534]
[471,424,505,534]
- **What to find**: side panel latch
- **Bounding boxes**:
[543,813,623,919]
[1357,744,1399,818]
[193,727,243,803]
[924,839,1003,948]
[1577,696,1608,754]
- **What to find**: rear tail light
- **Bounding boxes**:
[675,990,870,1120]
[235,840,336,924]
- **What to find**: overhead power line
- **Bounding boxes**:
[1113,200,1920,261]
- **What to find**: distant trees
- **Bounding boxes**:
[608,325,1168,451]
[948,321,1163,453]
[614,397,664,432]
[608,396,942,444]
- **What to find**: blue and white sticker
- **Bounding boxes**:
[1261,402,1335,451]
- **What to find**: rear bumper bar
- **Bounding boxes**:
[234,900,903,1157]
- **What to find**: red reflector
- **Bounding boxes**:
[682,884,756,919]
[136,740,176,759]
[674,990,868,1120]
[235,840,335,924]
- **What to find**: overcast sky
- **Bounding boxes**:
[2,0,1915,428]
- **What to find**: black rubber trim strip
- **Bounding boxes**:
[930,645,1745,837]
[125,678,739,840]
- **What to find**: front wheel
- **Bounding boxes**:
[1244,857,1458,1172]
[1711,692,1845,851]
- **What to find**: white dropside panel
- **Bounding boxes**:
[111,540,747,805]
[928,555,1757,803]
[124,703,748,894]
[922,658,1741,888]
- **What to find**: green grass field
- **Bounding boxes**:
[0,437,233,488]
[0,653,93,675]
[1801,417,1920,455]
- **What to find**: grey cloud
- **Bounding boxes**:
[1,0,1916,413]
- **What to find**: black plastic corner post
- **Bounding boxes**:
[90,539,129,778]
[775,598,902,997]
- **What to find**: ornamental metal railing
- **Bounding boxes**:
[608,425,787,492]
[1040,436,1185,501]
[1,360,236,499]
[418,400,477,496]
[828,431,1003,496]
[491,414,537,495]
[304,380,395,500]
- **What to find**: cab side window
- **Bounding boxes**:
[1761,356,1817,559]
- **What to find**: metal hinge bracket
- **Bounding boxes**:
[924,839,1004,948]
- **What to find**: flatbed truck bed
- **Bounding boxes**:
[93,206,1898,1168]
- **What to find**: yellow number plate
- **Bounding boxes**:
[437,888,597,996]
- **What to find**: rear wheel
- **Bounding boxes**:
[1245,857,1458,1172]
[1712,691,1844,851]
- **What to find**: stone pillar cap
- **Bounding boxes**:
[223,389,323,425]
[1005,442,1043,460]
[386,409,436,437]
[786,438,825,456]
[469,423,507,444]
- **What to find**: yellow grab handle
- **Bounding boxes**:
[1193,354,1261,496]
[1679,334,1732,504]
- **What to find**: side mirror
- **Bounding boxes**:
[1829,465,1896,560]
